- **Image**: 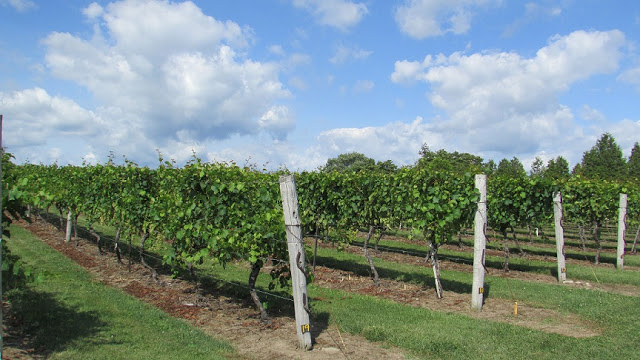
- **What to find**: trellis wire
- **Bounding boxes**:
[37,211,295,303]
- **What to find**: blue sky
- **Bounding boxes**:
[1,0,639,171]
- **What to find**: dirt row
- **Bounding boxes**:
[370,230,640,272]
[311,265,600,338]
[319,235,640,297]
[9,218,406,360]
[9,218,638,358]
[387,230,622,254]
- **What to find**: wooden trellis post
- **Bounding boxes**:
[553,192,567,283]
[65,210,73,243]
[1,114,4,358]
[472,174,487,310]
[617,193,627,270]
[279,175,313,350]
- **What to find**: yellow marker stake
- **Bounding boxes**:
[514,302,518,316]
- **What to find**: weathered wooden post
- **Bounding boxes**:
[472,174,487,310]
[279,175,313,350]
[0,114,4,357]
[553,192,567,283]
[65,210,73,243]
[617,193,627,270]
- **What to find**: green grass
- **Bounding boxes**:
[196,250,640,360]
[5,225,235,360]
[189,238,640,359]
[44,212,134,243]
[310,286,640,360]
[14,217,640,359]
[350,236,640,286]
[389,224,632,251]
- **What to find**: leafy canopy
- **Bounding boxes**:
[545,156,570,180]
[417,144,485,174]
[323,152,396,173]
[530,156,570,180]
[627,142,640,180]
[495,157,526,178]
[575,132,626,180]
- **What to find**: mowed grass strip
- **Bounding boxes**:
[60,211,640,283]
[350,235,640,285]
[194,250,640,359]
[26,216,640,359]
[313,279,640,359]
[389,226,635,253]
[311,244,640,313]
[5,225,235,360]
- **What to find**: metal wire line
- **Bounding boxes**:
[307,232,478,266]
[39,212,295,303]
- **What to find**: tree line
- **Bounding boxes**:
[323,133,640,182]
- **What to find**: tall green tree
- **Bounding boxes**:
[577,133,626,180]
[628,142,640,179]
[571,162,583,176]
[323,152,376,172]
[376,159,398,173]
[495,157,526,178]
[545,156,570,180]
[417,145,484,174]
[483,159,497,176]
[530,156,545,177]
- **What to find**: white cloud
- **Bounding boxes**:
[156,137,207,165]
[99,0,251,58]
[523,2,563,17]
[310,117,443,166]
[286,53,312,68]
[288,76,307,90]
[30,0,292,165]
[82,151,98,165]
[390,56,434,84]
[83,2,103,19]
[618,66,640,90]
[503,2,567,38]
[0,87,124,165]
[391,30,627,158]
[395,0,498,39]
[353,79,375,93]
[329,44,372,64]
[0,87,101,148]
[1,0,36,12]
[187,117,440,171]
[47,148,62,162]
[160,48,289,138]
[580,105,606,123]
[204,135,300,169]
[155,112,640,172]
[268,44,285,56]
[258,105,296,140]
[292,0,368,31]
[608,119,640,157]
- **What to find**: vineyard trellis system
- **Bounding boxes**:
[9,157,640,350]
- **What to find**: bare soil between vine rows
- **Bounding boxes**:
[309,240,612,338]
[9,218,406,360]
[328,232,640,299]
[312,264,601,338]
[379,232,640,284]
[10,218,635,358]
